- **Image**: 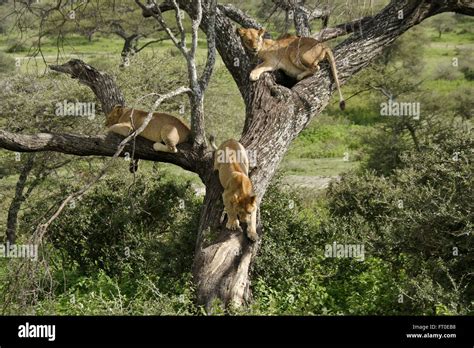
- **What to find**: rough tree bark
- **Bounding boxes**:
[6,154,35,244]
[0,0,472,310]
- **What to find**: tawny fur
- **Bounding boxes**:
[212,138,258,242]
[237,27,346,110]
[106,105,190,153]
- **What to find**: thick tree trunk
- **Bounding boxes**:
[192,173,258,310]
[6,154,35,244]
[193,75,300,309]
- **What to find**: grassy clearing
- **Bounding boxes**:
[280,158,358,177]
[1,33,213,74]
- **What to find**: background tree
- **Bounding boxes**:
[430,13,457,38]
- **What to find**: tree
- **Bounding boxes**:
[0,0,472,311]
[4,153,71,244]
[430,13,457,38]
[108,20,170,67]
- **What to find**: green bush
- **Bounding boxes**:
[35,270,197,315]
[251,179,406,315]
[434,62,464,80]
[0,51,14,74]
[455,46,474,81]
[324,127,473,314]
[47,174,201,294]
[5,39,27,53]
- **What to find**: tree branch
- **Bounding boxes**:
[135,37,168,52]
[313,15,374,41]
[199,0,217,92]
[146,1,254,101]
[271,0,331,36]
[109,21,128,39]
[0,130,197,172]
[217,4,263,29]
[134,0,187,56]
[136,0,218,147]
[49,59,125,114]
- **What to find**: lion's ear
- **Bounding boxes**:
[249,194,257,206]
[258,28,265,37]
[236,27,244,36]
[112,105,124,114]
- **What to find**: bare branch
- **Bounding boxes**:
[271,0,330,36]
[190,0,203,61]
[141,1,253,99]
[199,0,217,91]
[134,0,187,55]
[137,0,217,146]
[109,21,128,39]
[135,37,169,52]
[306,5,331,21]
[126,86,192,148]
[171,0,187,50]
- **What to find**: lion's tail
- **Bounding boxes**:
[209,134,218,151]
[325,47,345,111]
[129,158,139,173]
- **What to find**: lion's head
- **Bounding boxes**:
[105,105,125,127]
[233,193,257,224]
[237,27,266,54]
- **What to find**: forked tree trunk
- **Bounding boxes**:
[192,74,302,309]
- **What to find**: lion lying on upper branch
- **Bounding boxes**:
[237,27,346,110]
[106,105,190,153]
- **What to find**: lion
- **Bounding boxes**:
[237,27,346,110]
[211,137,258,242]
[106,105,190,153]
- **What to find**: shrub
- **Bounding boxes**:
[455,47,474,81]
[324,127,473,314]
[0,51,14,74]
[5,39,27,53]
[434,62,464,81]
[47,174,201,294]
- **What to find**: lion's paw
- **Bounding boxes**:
[226,220,240,230]
[249,71,260,81]
[247,230,258,242]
